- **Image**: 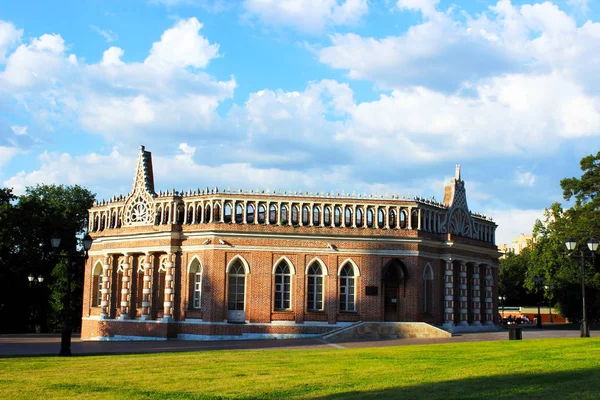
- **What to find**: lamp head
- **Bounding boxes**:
[565,237,577,252]
[51,232,61,249]
[37,275,44,283]
[587,237,599,252]
[28,274,34,282]
[82,234,93,251]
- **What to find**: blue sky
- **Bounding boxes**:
[1,0,599,245]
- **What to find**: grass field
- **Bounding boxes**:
[1,338,599,399]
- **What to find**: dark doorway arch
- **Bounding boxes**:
[382,259,408,322]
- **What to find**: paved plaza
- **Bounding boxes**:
[0,328,588,357]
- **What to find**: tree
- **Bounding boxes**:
[529,152,600,323]
[0,184,94,333]
[498,248,539,307]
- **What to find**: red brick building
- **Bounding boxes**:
[81,146,500,340]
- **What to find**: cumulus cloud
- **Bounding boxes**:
[318,0,600,94]
[0,21,22,63]
[243,0,368,33]
[0,18,234,145]
[486,208,545,246]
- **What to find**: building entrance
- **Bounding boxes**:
[383,260,405,322]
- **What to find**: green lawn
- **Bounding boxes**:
[1,338,599,399]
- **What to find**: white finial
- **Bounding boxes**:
[456,164,461,181]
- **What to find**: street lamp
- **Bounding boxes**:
[544,285,553,323]
[51,232,93,356]
[565,237,598,338]
[498,295,506,323]
[533,275,544,329]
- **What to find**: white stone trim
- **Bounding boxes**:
[272,255,296,275]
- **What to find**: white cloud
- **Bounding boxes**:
[0,21,22,63]
[318,0,600,94]
[243,0,368,33]
[567,0,591,13]
[0,146,19,167]
[91,25,118,43]
[0,18,235,144]
[145,18,219,70]
[515,171,536,186]
[10,125,27,135]
[487,208,545,246]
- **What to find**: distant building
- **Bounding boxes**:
[81,146,500,340]
[499,233,535,258]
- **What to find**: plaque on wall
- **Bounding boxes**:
[365,286,378,296]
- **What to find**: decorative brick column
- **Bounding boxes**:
[119,254,131,320]
[471,263,481,326]
[163,252,175,321]
[100,255,111,319]
[443,259,454,331]
[459,261,469,326]
[484,264,494,325]
[141,253,153,320]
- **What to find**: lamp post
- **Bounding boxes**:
[533,275,544,329]
[27,274,44,332]
[498,295,506,323]
[544,285,553,323]
[565,237,598,338]
[51,232,93,356]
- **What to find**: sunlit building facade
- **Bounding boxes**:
[81,146,500,340]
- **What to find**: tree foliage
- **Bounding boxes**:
[524,152,600,323]
[0,185,94,333]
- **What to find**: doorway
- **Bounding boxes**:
[383,259,406,321]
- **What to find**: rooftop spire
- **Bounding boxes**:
[455,164,461,181]
[132,145,156,195]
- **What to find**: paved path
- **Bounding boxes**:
[0,329,589,357]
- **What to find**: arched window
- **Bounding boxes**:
[235,203,243,223]
[247,203,255,224]
[164,207,170,224]
[205,205,211,223]
[345,206,352,227]
[280,204,288,225]
[400,210,407,229]
[228,260,246,312]
[324,207,331,226]
[213,203,220,222]
[356,207,363,227]
[224,203,232,223]
[292,205,299,225]
[339,264,356,312]
[196,205,202,223]
[389,209,396,228]
[274,261,291,311]
[367,208,374,228]
[307,262,324,311]
[378,208,385,228]
[312,205,320,226]
[334,206,342,227]
[411,210,418,229]
[258,204,266,224]
[269,204,277,224]
[92,262,103,307]
[177,205,185,225]
[154,208,162,225]
[187,206,193,224]
[189,258,202,309]
[423,264,434,314]
[302,205,309,225]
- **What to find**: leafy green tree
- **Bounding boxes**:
[0,185,94,333]
[499,248,539,307]
[529,152,600,323]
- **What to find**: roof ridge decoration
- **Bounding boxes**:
[123,145,156,226]
[441,165,476,238]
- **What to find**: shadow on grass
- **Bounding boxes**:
[317,368,600,400]
[43,367,600,399]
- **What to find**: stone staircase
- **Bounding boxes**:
[322,322,452,342]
